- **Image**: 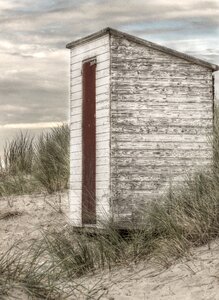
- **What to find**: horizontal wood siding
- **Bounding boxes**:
[110,35,214,224]
[70,34,110,226]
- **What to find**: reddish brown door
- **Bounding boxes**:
[82,58,96,224]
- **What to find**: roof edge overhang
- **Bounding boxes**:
[66,27,219,72]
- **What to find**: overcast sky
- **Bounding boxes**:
[0,0,219,154]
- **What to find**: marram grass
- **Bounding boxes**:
[1,111,219,297]
[0,124,70,197]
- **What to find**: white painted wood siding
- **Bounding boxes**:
[110,35,214,224]
[70,34,110,226]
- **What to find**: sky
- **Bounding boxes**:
[0,0,219,155]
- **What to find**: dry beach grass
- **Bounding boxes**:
[1,118,219,298]
[1,194,219,299]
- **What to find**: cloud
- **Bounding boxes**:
[0,0,218,151]
[1,1,218,37]
[1,0,218,53]
[0,121,65,129]
[0,46,69,127]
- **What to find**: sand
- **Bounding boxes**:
[88,241,219,300]
[0,193,69,252]
[1,193,219,299]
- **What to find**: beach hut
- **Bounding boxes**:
[66,27,219,227]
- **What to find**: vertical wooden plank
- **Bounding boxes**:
[82,58,96,224]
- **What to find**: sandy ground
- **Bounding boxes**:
[1,193,219,299]
[0,193,69,253]
[87,241,219,300]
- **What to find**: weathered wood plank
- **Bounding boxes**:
[71,165,110,176]
[111,110,212,119]
[112,116,212,127]
[112,149,212,159]
[111,69,212,80]
[111,164,209,177]
[111,193,168,207]
[71,68,109,83]
[70,115,109,127]
[111,172,185,182]
[112,156,212,166]
[71,182,109,190]
[71,92,109,104]
[71,85,109,99]
[71,140,110,149]
[71,75,110,90]
[112,124,212,135]
[71,100,109,112]
[71,34,109,57]
[71,57,109,70]
[111,84,212,95]
[110,34,213,223]
[111,62,209,74]
[71,152,109,159]
[71,109,109,120]
[71,155,109,165]
[111,180,181,191]
[71,101,109,112]
[71,132,109,146]
[111,189,171,199]
[71,126,109,137]
[111,172,188,183]
[71,79,109,93]
[71,46,109,61]
[111,101,212,111]
[112,141,212,150]
[111,77,212,86]
[111,93,212,102]
[112,133,209,143]
[70,173,110,183]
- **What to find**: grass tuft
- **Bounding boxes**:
[0,125,70,197]
[34,124,70,194]
[1,132,34,175]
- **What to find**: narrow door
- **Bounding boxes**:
[82,58,96,224]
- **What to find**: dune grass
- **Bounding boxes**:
[1,113,219,297]
[1,132,34,176]
[34,165,219,284]
[34,124,70,194]
[40,170,219,274]
[0,132,38,197]
[27,107,219,276]
[0,124,69,197]
[40,225,147,279]
[0,241,86,299]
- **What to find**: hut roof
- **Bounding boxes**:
[66,27,219,72]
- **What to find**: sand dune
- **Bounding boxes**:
[1,194,219,299]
